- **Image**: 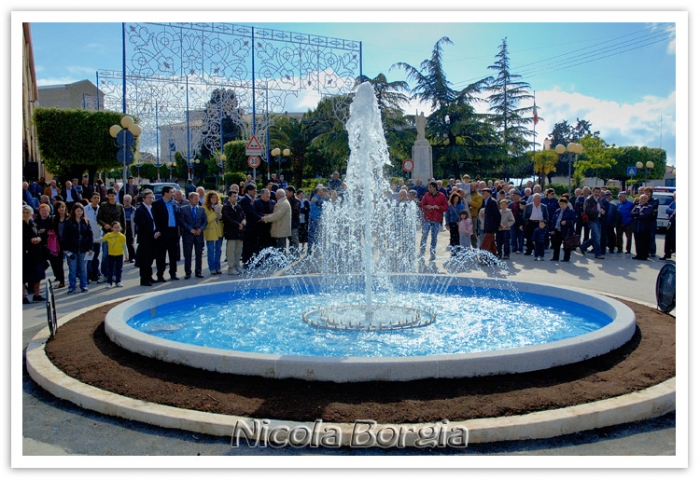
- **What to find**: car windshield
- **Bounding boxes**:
[657,196,673,206]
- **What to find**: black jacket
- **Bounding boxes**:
[62,218,94,253]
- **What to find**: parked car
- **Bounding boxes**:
[652,187,675,231]
[137,183,182,202]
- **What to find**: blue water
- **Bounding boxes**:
[127,285,612,358]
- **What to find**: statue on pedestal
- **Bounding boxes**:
[416,112,427,141]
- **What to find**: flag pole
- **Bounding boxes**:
[532,91,538,152]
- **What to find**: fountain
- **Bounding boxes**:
[105,83,636,382]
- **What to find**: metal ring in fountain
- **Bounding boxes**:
[302,304,436,331]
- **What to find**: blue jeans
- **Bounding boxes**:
[206,238,223,272]
[307,217,320,253]
[106,255,124,284]
[419,221,441,259]
[581,221,602,256]
[510,224,523,252]
[67,252,87,290]
[100,241,110,276]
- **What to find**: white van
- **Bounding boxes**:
[652,187,675,230]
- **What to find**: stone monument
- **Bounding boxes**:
[411,112,433,183]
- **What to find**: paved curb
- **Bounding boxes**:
[25,300,676,447]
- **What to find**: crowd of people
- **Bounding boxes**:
[396,175,675,266]
[21,173,676,304]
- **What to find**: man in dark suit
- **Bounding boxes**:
[254,188,276,251]
[239,184,263,265]
[179,191,208,279]
[133,189,158,286]
[151,185,181,281]
[480,188,500,255]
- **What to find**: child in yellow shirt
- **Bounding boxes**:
[102,221,128,287]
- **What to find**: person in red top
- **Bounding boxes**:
[419,181,448,261]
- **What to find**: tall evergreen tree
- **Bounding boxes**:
[485,38,535,162]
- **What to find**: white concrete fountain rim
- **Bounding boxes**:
[104,276,637,383]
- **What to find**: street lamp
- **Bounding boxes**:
[166,162,176,181]
[187,158,201,181]
[636,161,655,187]
[109,115,141,192]
[555,142,583,196]
[271,147,290,179]
[216,153,226,191]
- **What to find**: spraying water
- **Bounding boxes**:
[244,82,507,330]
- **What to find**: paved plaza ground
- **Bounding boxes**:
[20,229,680,459]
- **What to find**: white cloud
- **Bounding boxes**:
[535,88,676,165]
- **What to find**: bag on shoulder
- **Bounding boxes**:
[46,230,60,257]
[581,212,589,223]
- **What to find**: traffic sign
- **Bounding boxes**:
[245,135,263,156]
[627,166,637,177]
[402,158,414,173]
[248,156,261,169]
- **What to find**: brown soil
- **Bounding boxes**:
[44,299,675,424]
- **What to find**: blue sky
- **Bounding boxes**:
[24,11,682,167]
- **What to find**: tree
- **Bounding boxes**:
[485,38,535,163]
[268,116,312,188]
[198,88,242,160]
[548,119,600,177]
[391,36,486,111]
[575,135,617,186]
[356,73,409,120]
[34,107,135,183]
[530,149,559,187]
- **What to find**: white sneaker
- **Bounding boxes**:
[96,277,106,284]
[116,282,123,288]
[106,283,113,288]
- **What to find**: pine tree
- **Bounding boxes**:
[485,38,535,161]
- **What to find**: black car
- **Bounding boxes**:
[137,183,182,202]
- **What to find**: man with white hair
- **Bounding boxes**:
[261,189,292,251]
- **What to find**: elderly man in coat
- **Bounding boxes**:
[261,189,292,251]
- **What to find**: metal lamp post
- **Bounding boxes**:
[187,158,201,182]
[109,115,141,192]
[217,154,226,191]
[555,142,583,196]
[166,162,176,181]
[271,147,290,179]
[636,160,655,187]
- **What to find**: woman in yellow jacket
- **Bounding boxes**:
[203,190,224,275]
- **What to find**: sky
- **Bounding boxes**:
[24,10,682,168]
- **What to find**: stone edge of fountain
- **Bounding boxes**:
[102,276,637,383]
[25,299,674,445]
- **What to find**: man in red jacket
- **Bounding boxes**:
[419,181,448,261]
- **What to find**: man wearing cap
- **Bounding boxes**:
[479,188,500,256]
[615,191,635,254]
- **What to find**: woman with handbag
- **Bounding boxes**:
[550,198,577,262]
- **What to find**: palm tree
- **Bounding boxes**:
[356,73,409,118]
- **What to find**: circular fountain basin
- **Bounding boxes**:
[105,276,636,382]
